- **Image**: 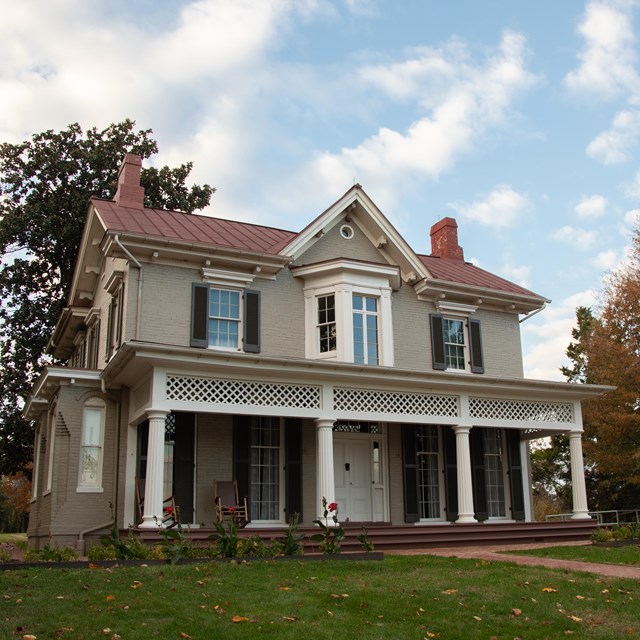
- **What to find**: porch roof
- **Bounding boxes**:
[104,341,613,403]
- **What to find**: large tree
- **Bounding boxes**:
[0,120,214,476]
[559,228,640,510]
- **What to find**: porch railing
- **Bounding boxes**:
[546,509,640,526]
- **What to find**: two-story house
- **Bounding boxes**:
[25,154,609,552]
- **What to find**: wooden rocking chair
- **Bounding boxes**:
[214,480,249,527]
[136,477,177,527]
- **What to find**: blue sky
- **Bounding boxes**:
[2,0,639,380]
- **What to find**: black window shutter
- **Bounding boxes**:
[469,318,484,374]
[401,425,420,523]
[507,429,526,521]
[284,418,303,522]
[191,283,209,348]
[470,427,488,522]
[430,313,446,370]
[243,289,261,353]
[232,416,251,508]
[443,426,458,522]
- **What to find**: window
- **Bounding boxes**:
[443,318,465,370]
[45,406,57,493]
[430,312,484,374]
[86,319,100,369]
[294,259,398,366]
[249,418,282,522]
[416,426,441,519]
[483,429,506,518]
[32,428,42,501]
[209,288,241,348]
[353,294,379,365]
[106,285,123,361]
[191,284,261,353]
[318,294,337,353]
[78,399,105,491]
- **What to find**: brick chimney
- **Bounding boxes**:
[430,217,464,260]
[114,154,145,209]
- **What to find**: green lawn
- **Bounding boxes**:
[504,543,640,566]
[1,555,638,639]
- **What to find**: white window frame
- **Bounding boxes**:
[352,294,379,365]
[31,427,42,502]
[483,428,510,519]
[207,286,243,351]
[77,398,106,493]
[249,418,285,525]
[296,260,397,366]
[435,301,478,374]
[44,403,57,495]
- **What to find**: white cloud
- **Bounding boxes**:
[522,289,598,380]
[586,109,640,163]
[448,185,531,229]
[622,170,640,197]
[624,207,640,225]
[594,249,620,269]
[300,31,537,205]
[498,262,532,288]
[564,1,640,101]
[551,225,598,249]
[344,0,377,16]
[574,194,607,218]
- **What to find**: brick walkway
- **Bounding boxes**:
[388,541,640,580]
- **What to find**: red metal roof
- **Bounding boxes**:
[91,198,297,255]
[418,254,546,300]
[91,197,544,299]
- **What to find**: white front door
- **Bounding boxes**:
[333,437,372,521]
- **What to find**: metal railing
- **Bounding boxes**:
[546,509,640,526]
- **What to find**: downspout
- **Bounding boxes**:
[519,303,546,324]
[113,234,143,340]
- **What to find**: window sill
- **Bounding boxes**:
[43,489,51,497]
[76,487,105,494]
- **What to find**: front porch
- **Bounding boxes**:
[131,519,598,553]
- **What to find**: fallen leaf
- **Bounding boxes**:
[282,616,297,622]
[22,636,37,640]
[473,616,482,621]
[542,587,557,593]
[279,586,291,591]
[567,615,582,622]
[131,581,143,589]
[424,633,439,638]
[511,608,522,616]
[576,595,585,600]
[442,589,458,595]
[106,595,115,602]
[101,630,111,636]
[232,616,250,623]
[327,611,333,618]
[330,593,349,599]
[179,633,192,639]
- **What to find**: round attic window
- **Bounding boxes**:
[340,224,354,239]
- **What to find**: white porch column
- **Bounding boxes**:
[316,418,336,521]
[568,431,591,520]
[453,425,477,523]
[139,410,168,529]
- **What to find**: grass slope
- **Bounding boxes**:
[1,555,638,639]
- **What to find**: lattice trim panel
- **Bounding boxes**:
[469,397,574,424]
[166,375,321,410]
[333,387,459,418]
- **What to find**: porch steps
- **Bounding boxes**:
[132,520,597,553]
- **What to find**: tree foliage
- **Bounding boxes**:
[0,120,214,476]
[559,226,640,510]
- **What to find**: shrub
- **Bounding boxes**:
[237,535,271,558]
[274,514,304,556]
[209,521,239,558]
[591,528,613,543]
[24,544,78,562]
[87,545,118,562]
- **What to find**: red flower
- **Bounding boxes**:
[164,507,173,514]
[328,502,338,513]
[228,506,236,513]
